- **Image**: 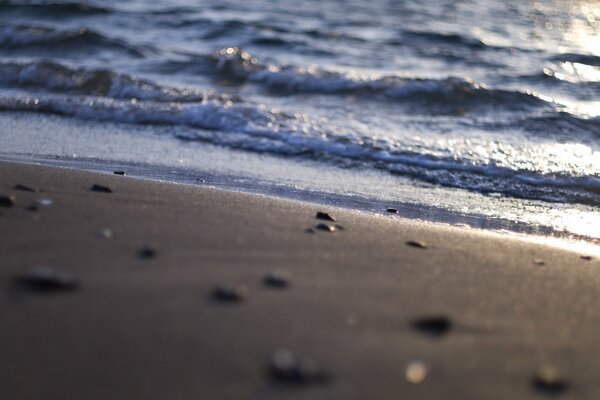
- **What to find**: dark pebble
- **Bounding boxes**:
[305,228,315,234]
[270,349,329,385]
[316,212,336,222]
[14,184,38,192]
[406,240,427,249]
[581,255,592,261]
[0,194,16,207]
[212,285,247,303]
[113,171,126,176]
[386,208,398,213]
[264,271,290,288]
[533,367,568,395]
[195,178,205,183]
[412,316,452,338]
[91,184,112,193]
[316,223,337,232]
[13,267,78,293]
[138,247,157,259]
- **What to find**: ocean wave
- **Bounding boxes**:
[0,24,147,57]
[0,61,232,103]
[212,47,553,111]
[0,1,111,16]
[1,92,597,206]
[552,53,600,68]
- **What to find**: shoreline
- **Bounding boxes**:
[2,153,599,247]
[1,160,599,399]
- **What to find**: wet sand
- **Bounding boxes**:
[0,161,598,400]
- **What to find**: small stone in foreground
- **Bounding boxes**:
[533,367,568,395]
[581,255,592,261]
[316,223,337,232]
[412,316,452,338]
[406,240,427,249]
[13,267,78,292]
[212,285,247,303]
[263,271,290,288]
[533,259,545,265]
[91,184,112,193]
[316,211,336,222]
[405,361,428,384]
[14,184,38,192]
[113,170,126,176]
[0,194,16,207]
[97,228,114,239]
[270,349,329,385]
[386,207,398,213]
[138,247,157,259]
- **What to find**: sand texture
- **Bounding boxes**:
[0,161,598,400]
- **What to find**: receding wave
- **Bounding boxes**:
[0,1,111,16]
[0,24,146,57]
[211,48,554,111]
[0,61,231,102]
[1,92,597,206]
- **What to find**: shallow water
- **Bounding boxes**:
[0,0,599,241]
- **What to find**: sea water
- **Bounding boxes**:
[0,0,598,242]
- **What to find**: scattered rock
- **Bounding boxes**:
[412,316,452,338]
[334,224,345,230]
[14,184,38,192]
[316,212,336,222]
[138,247,157,259]
[386,208,398,214]
[581,255,592,261]
[13,267,78,293]
[405,361,428,384]
[113,171,126,176]
[316,223,337,232]
[263,271,290,288]
[533,367,568,395]
[270,349,329,385]
[0,194,16,207]
[533,259,546,265]
[406,240,427,249]
[212,285,247,303]
[90,184,112,193]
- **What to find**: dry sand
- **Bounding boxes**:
[0,161,598,399]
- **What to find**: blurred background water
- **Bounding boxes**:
[0,0,598,241]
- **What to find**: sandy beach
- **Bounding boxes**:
[0,161,598,399]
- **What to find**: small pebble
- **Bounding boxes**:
[13,267,78,292]
[113,170,126,176]
[316,212,336,222]
[412,316,452,338]
[406,240,427,249]
[316,223,337,232]
[0,194,16,207]
[533,259,545,265]
[405,361,428,384]
[97,228,114,239]
[533,367,568,395]
[91,184,112,193]
[212,285,247,303]
[581,255,592,261]
[263,271,290,288]
[27,198,54,211]
[14,184,38,192]
[270,349,329,385]
[195,178,205,183]
[138,247,157,259]
[386,208,398,213]
[305,228,315,234]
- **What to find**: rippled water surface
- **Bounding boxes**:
[1,0,599,241]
